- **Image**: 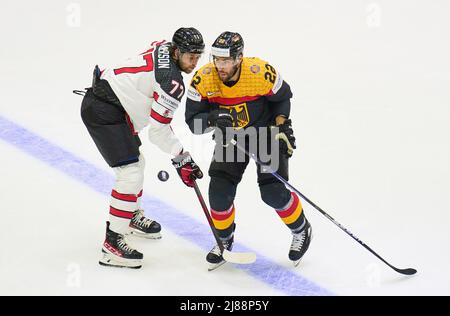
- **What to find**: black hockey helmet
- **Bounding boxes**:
[211,31,244,59]
[172,27,205,54]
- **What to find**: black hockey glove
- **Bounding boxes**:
[172,151,203,187]
[207,109,234,146]
[274,119,297,158]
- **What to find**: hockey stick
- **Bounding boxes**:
[230,139,417,276]
[192,180,256,265]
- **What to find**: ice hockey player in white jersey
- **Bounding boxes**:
[80,28,205,269]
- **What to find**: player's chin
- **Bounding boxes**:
[219,73,230,82]
[183,67,195,74]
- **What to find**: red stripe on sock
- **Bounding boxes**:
[111,190,137,202]
[276,193,299,218]
[211,206,235,221]
[110,206,134,219]
[137,190,143,198]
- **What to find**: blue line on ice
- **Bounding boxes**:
[0,115,333,296]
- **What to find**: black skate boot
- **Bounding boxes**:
[289,219,312,267]
[99,222,144,269]
[206,235,234,271]
[129,210,162,239]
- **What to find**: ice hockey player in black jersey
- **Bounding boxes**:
[80,27,205,269]
[185,32,312,270]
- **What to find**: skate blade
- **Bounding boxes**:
[99,260,142,269]
[99,252,143,269]
[129,229,162,240]
[208,260,227,272]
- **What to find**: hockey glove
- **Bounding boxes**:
[172,151,203,187]
[207,109,234,146]
[274,119,297,158]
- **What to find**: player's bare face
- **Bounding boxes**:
[213,57,240,82]
[178,52,202,74]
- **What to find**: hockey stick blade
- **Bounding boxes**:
[222,250,256,264]
[394,268,417,276]
[230,139,418,276]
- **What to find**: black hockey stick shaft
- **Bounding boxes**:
[192,180,225,253]
[230,139,417,276]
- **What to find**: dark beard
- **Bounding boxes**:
[222,64,241,86]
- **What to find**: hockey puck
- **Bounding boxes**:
[158,170,169,182]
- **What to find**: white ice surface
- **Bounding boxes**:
[0,0,449,295]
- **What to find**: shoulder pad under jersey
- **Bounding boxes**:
[238,57,283,96]
[154,42,185,103]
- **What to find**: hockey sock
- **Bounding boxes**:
[136,189,143,210]
[109,190,139,234]
[211,204,236,239]
[276,192,306,233]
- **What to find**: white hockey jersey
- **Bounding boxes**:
[100,41,185,156]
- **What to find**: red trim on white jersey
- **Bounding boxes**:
[150,109,172,124]
[113,53,154,75]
